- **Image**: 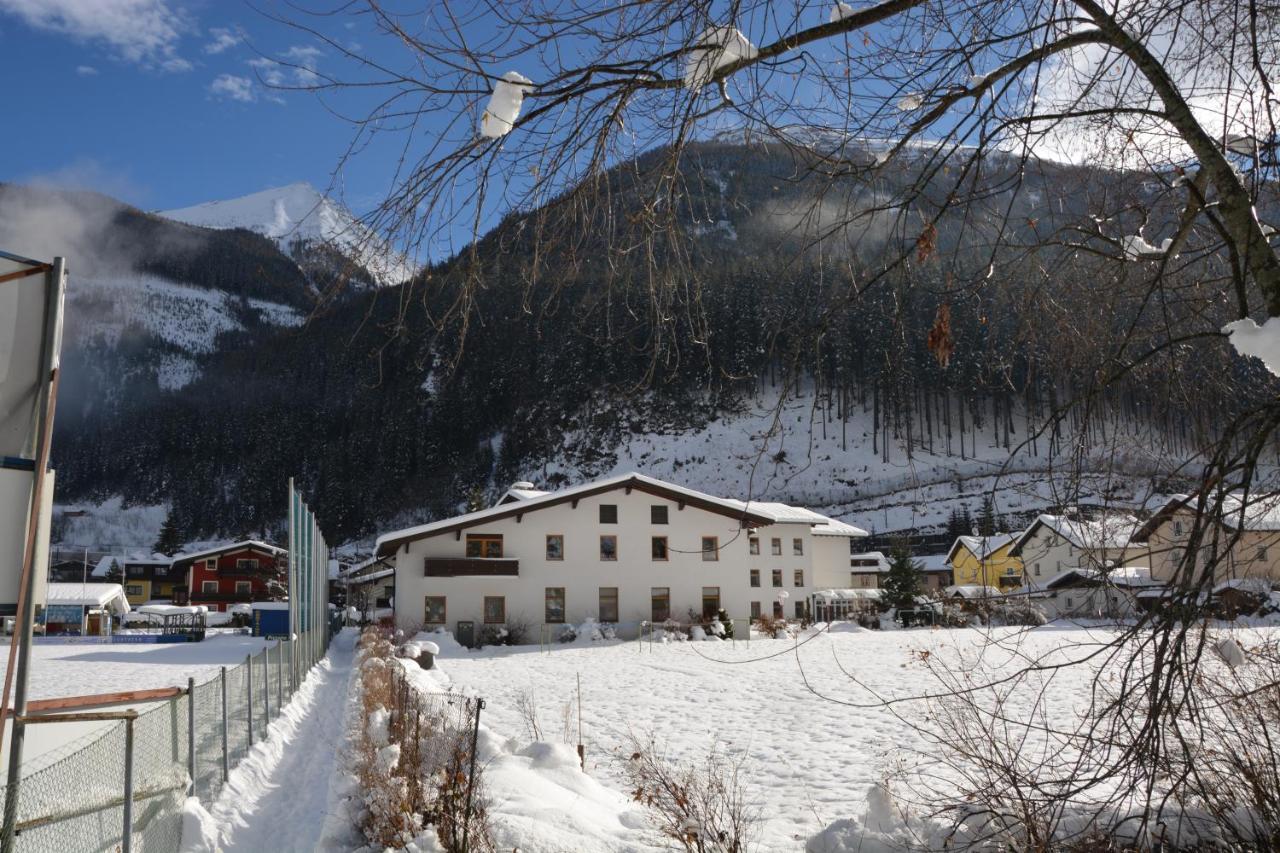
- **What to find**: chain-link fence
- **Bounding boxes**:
[0,627,332,852]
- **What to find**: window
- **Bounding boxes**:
[651,505,668,525]
[127,565,144,577]
[1034,562,1041,577]
[599,588,619,622]
[1174,520,1184,536]
[750,601,761,619]
[484,596,505,624]
[235,581,251,594]
[771,538,782,556]
[600,535,618,561]
[651,536,669,560]
[794,570,804,587]
[201,580,218,593]
[424,596,446,624]
[750,569,760,588]
[701,536,719,561]
[1170,547,1184,567]
[545,588,566,623]
[1257,546,1269,562]
[793,538,804,556]
[702,587,720,618]
[1065,596,1075,609]
[651,588,670,623]
[795,601,805,619]
[126,584,143,596]
[465,534,503,558]
[545,534,564,561]
[859,574,874,588]
[236,558,259,570]
[772,569,782,588]
[749,537,760,555]
[599,504,618,524]
[772,601,783,619]
[206,558,217,572]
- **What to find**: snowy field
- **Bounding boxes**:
[0,633,272,774]
[427,624,1277,852]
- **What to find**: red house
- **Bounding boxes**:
[172,541,287,612]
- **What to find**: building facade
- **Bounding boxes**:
[1010,514,1140,586]
[946,534,1023,589]
[172,541,287,613]
[1135,494,1280,587]
[377,474,864,643]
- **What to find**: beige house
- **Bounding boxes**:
[1010,513,1143,586]
[1133,493,1280,586]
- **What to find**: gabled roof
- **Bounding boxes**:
[1041,565,1159,591]
[726,501,868,537]
[171,540,285,567]
[944,584,1003,599]
[46,582,131,610]
[946,533,1017,564]
[375,473,777,558]
[1009,514,1139,556]
[1137,492,1280,540]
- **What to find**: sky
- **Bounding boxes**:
[0,0,408,214]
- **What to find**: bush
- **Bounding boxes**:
[716,608,735,639]
[752,614,793,639]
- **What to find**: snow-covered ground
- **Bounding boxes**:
[424,624,1279,852]
[0,633,272,774]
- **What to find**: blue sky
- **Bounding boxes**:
[0,0,406,213]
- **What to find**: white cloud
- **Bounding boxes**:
[0,0,193,70]
[209,73,254,102]
[248,56,286,88]
[203,26,239,55]
[75,64,98,76]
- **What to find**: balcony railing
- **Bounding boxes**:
[424,558,519,577]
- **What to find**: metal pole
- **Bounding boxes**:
[276,640,283,711]
[246,654,254,746]
[220,667,229,782]
[122,714,135,853]
[1,258,66,853]
[462,698,486,852]
[262,647,270,727]
[186,677,196,795]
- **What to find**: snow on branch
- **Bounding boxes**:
[1223,316,1280,377]
[830,2,855,22]
[480,71,534,139]
[1120,233,1173,260]
[684,26,757,89]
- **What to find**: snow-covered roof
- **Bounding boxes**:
[1010,513,1140,555]
[811,519,869,537]
[46,583,130,612]
[496,481,551,505]
[944,585,1004,599]
[915,554,950,572]
[91,554,174,578]
[138,604,207,617]
[1213,578,1276,595]
[376,473,778,557]
[727,501,868,536]
[1040,565,1161,591]
[350,567,394,584]
[813,588,883,600]
[948,533,1018,563]
[850,552,889,572]
[172,540,285,565]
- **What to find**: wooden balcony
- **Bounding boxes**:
[424,558,519,577]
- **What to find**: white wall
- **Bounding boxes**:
[392,488,849,639]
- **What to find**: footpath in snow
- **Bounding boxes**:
[182,628,359,853]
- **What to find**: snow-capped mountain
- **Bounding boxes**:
[160,182,414,286]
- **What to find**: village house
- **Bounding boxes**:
[171,541,287,613]
[1029,565,1162,620]
[946,533,1023,589]
[1133,493,1280,588]
[93,555,181,606]
[375,474,865,644]
[844,551,952,593]
[1008,513,1142,585]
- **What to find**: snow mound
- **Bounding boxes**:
[1224,316,1280,377]
[160,183,414,286]
[518,741,581,770]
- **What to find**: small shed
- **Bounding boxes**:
[132,604,208,640]
[43,583,130,636]
[251,602,290,638]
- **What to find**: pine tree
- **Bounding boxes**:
[465,486,487,513]
[154,508,184,556]
[880,541,924,613]
[977,497,997,537]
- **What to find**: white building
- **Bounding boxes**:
[1010,513,1142,585]
[375,474,865,644]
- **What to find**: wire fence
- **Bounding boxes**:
[0,627,331,853]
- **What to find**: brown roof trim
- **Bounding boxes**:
[376,475,774,557]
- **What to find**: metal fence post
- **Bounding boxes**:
[122,714,136,853]
[462,698,486,853]
[246,654,254,745]
[262,648,270,728]
[220,666,229,782]
[276,640,283,711]
[187,677,196,796]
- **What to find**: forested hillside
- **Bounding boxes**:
[19,140,1274,544]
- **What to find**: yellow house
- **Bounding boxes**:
[94,556,176,606]
[946,533,1024,589]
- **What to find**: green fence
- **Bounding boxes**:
[0,628,329,852]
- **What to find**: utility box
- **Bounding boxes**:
[251,602,290,638]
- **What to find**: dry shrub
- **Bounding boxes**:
[752,614,792,639]
[352,628,495,852]
[623,733,759,853]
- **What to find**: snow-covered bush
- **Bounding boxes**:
[715,608,734,640]
[987,599,1048,627]
[752,614,794,639]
